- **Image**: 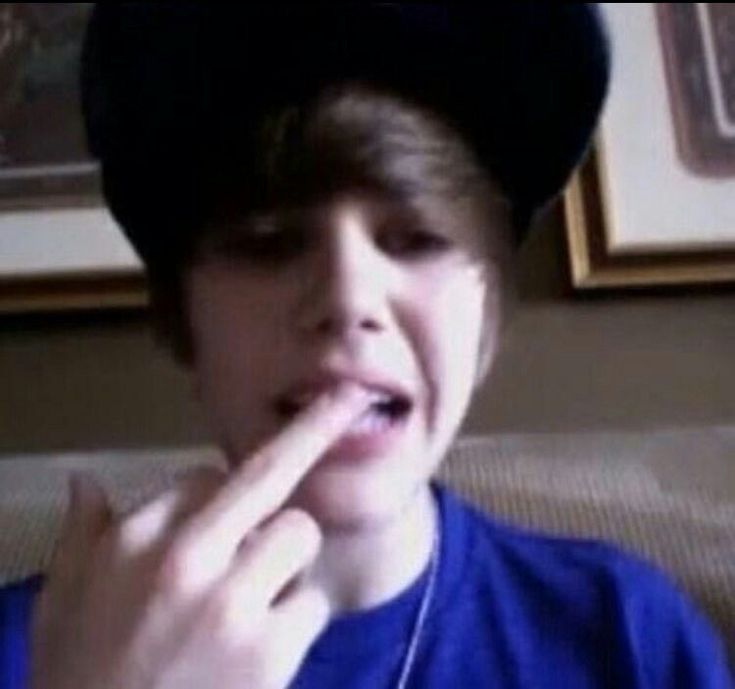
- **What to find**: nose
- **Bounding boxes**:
[295,208,392,343]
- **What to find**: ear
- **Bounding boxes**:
[472,292,501,391]
[473,331,496,391]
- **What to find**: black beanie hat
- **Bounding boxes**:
[81,2,610,265]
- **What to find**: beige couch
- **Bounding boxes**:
[1,428,733,663]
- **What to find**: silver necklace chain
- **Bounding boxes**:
[394,499,441,689]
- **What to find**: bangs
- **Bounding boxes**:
[211,83,497,222]
[155,83,513,365]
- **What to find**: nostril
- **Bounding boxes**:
[313,314,381,337]
[360,317,382,332]
[275,398,300,418]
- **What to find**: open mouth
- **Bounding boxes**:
[276,391,413,425]
[274,385,416,461]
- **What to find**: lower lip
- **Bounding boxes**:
[322,408,411,462]
[318,407,413,463]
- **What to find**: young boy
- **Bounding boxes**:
[2,4,732,688]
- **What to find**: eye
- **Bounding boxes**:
[211,220,310,264]
[377,228,451,259]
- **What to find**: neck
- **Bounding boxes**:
[309,484,437,615]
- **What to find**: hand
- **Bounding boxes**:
[30,383,369,689]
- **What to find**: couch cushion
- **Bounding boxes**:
[438,429,735,661]
[1,428,733,660]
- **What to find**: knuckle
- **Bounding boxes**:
[113,517,142,555]
[283,511,322,567]
[204,590,259,654]
[155,541,197,597]
[114,507,166,557]
[278,508,322,546]
[106,520,136,559]
[205,593,238,644]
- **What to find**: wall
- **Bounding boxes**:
[465,206,735,433]
[2,203,735,455]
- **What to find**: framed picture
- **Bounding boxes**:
[565,3,735,288]
[0,3,145,313]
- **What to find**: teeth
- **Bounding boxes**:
[349,406,395,433]
[369,392,393,405]
[286,389,394,411]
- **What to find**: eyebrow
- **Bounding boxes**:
[211,183,490,247]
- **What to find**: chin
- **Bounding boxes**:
[288,458,429,532]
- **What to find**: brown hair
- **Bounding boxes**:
[150,83,515,371]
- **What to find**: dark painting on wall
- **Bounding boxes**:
[657,3,735,179]
[0,3,100,210]
[565,3,735,289]
[0,3,144,314]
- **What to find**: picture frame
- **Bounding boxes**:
[565,3,735,289]
[0,3,146,314]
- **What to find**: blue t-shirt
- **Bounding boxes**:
[1,482,732,688]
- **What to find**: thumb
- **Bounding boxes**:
[68,470,113,539]
[49,471,113,582]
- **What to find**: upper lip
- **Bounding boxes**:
[276,369,414,413]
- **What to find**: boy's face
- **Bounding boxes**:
[185,190,502,527]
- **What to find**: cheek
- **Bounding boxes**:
[413,267,488,423]
[186,267,282,450]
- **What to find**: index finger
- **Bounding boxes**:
[189,382,370,558]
